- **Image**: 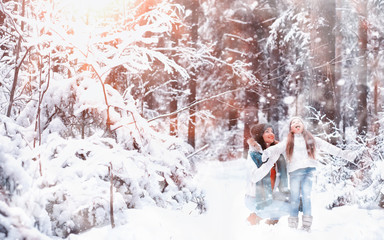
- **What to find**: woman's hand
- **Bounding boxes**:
[247,138,263,152]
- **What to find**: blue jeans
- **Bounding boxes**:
[245,195,291,220]
[276,154,289,191]
[289,167,315,217]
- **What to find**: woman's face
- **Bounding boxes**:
[262,127,275,145]
[290,118,304,134]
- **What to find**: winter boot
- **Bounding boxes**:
[288,216,298,229]
[266,219,279,225]
[301,215,313,231]
[247,213,262,225]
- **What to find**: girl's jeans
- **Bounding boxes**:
[289,167,315,217]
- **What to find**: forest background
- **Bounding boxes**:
[0,0,384,239]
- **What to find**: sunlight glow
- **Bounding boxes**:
[62,0,134,22]
[79,0,114,11]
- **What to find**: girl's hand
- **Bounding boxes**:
[247,138,262,152]
[253,142,262,152]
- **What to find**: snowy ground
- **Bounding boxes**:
[67,159,384,240]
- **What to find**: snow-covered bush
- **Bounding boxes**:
[0,201,50,240]
[317,142,384,209]
[4,71,203,238]
[0,117,50,239]
[309,111,384,209]
[1,76,205,238]
[21,132,202,238]
[0,116,32,199]
[0,1,209,237]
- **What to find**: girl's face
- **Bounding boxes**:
[262,127,275,145]
[290,118,304,134]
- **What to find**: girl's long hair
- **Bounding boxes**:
[286,122,316,162]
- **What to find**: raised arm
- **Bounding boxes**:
[315,137,357,162]
[250,141,286,183]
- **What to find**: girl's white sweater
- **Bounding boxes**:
[250,134,354,183]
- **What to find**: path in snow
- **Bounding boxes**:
[69,159,384,240]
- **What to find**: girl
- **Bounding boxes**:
[249,117,356,231]
[245,123,290,225]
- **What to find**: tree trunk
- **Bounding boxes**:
[187,0,199,148]
[309,0,338,140]
[371,24,383,140]
[356,1,368,136]
[169,22,181,136]
[108,163,115,229]
[169,80,179,136]
[0,0,9,57]
[187,79,197,148]
[335,0,343,138]
[6,0,26,117]
[243,89,259,158]
[267,31,287,138]
[372,76,380,141]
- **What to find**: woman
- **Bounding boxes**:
[245,123,290,225]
